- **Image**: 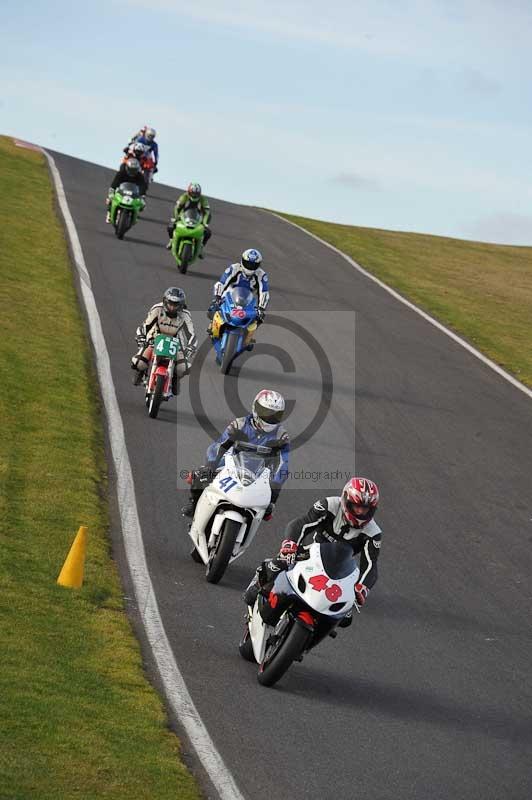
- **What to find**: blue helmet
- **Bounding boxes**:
[241,248,263,274]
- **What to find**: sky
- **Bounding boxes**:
[2,0,532,244]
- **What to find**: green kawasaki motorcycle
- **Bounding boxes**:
[110,182,145,239]
[171,208,204,274]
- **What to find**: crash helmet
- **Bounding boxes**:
[340,477,380,528]
[241,248,263,275]
[131,142,146,159]
[145,127,157,141]
[252,389,285,432]
[187,182,202,201]
[163,286,186,318]
[125,157,141,177]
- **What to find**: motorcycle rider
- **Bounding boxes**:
[105,158,147,223]
[181,389,290,519]
[244,478,381,624]
[122,141,146,161]
[166,182,212,255]
[131,287,197,395]
[207,248,269,338]
[128,125,158,169]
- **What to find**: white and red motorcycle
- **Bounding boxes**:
[239,541,360,686]
[187,442,273,584]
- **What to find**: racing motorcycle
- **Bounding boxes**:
[187,442,273,584]
[140,151,157,190]
[110,182,145,239]
[239,541,360,686]
[171,208,204,274]
[143,334,181,419]
[211,287,258,374]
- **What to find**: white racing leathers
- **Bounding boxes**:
[132,303,197,379]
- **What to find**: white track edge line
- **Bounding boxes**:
[270,212,532,401]
[42,148,246,800]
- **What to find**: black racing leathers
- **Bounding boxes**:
[283,496,382,589]
[110,164,148,194]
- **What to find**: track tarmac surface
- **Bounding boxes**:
[53,150,532,800]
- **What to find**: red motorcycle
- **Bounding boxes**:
[144,334,180,419]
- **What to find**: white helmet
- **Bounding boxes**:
[240,248,262,276]
[252,389,285,432]
[145,127,156,141]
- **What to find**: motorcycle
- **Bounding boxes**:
[110,182,145,239]
[239,541,360,687]
[140,152,157,190]
[143,334,181,419]
[211,287,258,374]
[171,208,204,274]
[187,442,273,584]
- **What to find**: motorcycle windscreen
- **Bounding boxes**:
[230,287,254,308]
[232,452,266,485]
[182,208,202,225]
[319,542,358,579]
[119,182,140,196]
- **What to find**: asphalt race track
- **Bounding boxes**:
[52,149,532,800]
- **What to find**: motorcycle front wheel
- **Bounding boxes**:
[205,518,240,584]
[178,242,193,274]
[238,622,255,662]
[148,373,165,419]
[116,209,131,239]
[221,333,239,375]
[257,619,311,687]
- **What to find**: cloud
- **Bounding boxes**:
[332,172,380,191]
[463,212,532,245]
[459,68,501,95]
[113,0,532,74]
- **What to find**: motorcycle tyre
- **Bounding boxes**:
[205,518,240,584]
[148,373,165,419]
[257,619,311,687]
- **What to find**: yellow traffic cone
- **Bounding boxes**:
[57,526,88,588]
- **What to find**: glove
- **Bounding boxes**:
[207,297,222,319]
[278,539,298,566]
[184,345,196,361]
[264,502,275,521]
[355,583,369,606]
[257,308,265,324]
[107,188,115,198]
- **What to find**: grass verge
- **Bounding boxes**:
[0,135,201,799]
[278,212,532,389]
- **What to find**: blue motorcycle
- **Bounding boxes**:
[211,287,258,374]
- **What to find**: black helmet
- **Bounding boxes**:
[125,157,141,176]
[163,287,186,317]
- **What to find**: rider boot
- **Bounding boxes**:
[181,465,214,517]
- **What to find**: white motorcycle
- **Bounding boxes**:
[187,443,273,584]
[239,541,360,686]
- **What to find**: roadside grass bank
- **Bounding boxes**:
[278,212,532,389]
[0,136,200,799]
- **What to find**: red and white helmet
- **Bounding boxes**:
[341,477,379,528]
[252,389,285,432]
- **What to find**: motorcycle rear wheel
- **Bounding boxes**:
[257,619,311,687]
[205,518,240,584]
[148,373,165,419]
